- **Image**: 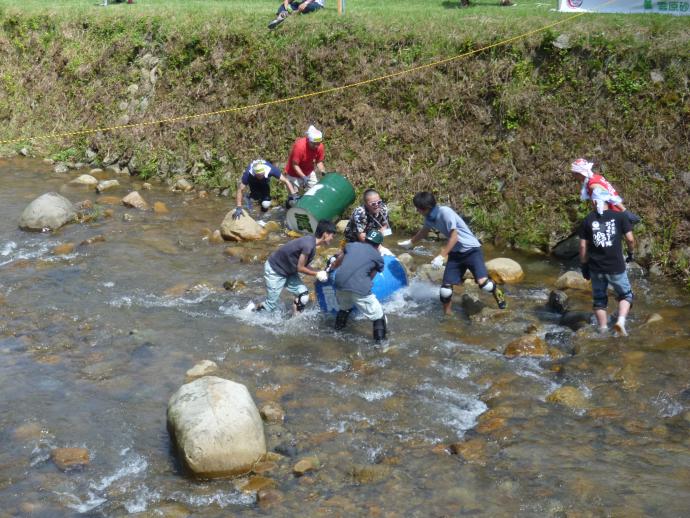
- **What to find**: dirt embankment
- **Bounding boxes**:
[1,14,689,282]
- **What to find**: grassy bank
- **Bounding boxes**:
[1,1,689,282]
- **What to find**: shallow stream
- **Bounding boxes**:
[0,158,688,517]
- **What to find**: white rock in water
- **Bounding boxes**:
[220,210,268,242]
[486,257,524,283]
[96,179,120,193]
[167,376,266,478]
[70,174,99,186]
[19,192,76,231]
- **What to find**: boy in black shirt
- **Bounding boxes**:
[578,208,635,336]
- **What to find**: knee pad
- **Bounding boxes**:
[294,291,309,312]
[440,284,453,304]
[479,279,495,293]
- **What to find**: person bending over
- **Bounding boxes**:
[398,191,506,315]
[283,125,326,196]
[329,229,387,343]
[233,159,296,219]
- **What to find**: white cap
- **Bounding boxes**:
[306,125,323,143]
[251,161,271,177]
[261,200,272,210]
[570,158,594,178]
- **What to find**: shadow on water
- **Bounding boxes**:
[0,159,688,515]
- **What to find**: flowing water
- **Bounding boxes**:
[0,158,688,517]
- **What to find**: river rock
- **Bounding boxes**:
[167,376,266,477]
[105,165,121,175]
[552,234,579,259]
[96,180,120,193]
[54,163,69,174]
[293,456,319,476]
[555,271,591,291]
[546,386,588,409]
[96,195,121,205]
[417,263,444,284]
[19,193,76,231]
[70,174,98,186]
[504,335,548,358]
[485,258,524,283]
[336,219,349,233]
[461,293,485,316]
[173,178,193,192]
[260,402,285,424]
[52,243,75,255]
[122,191,149,210]
[350,464,392,484]
[448,438,487,465]
[559,311,592,331]
[257,488,284,509]
[397,253,413,270]
[548,290,569,314]
[153,201,169,214]
[238,475,276,493]
[185,360,218,383]
[642,313,663,326]
[51,447,90,471]
[220,210,268,242]
[263,221,281,233]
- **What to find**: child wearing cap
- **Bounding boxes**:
[328,229,388,343]
[233,159,296,219]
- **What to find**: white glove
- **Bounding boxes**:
[315,270,329,282]
[398,239,413,249]
[431,255,445,269]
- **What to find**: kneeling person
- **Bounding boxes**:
[257,220,335,314]
[233,159,296,219]
[330,229,387,343]
[398,191,506,315]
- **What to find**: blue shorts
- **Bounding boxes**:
[442,247,488,285]
[278,2,323,15]
[591,271,633,309]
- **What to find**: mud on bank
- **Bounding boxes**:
[1,8,689,283]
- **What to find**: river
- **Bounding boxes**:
[0,158,688,517]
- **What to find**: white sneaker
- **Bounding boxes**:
[613,322,628,336]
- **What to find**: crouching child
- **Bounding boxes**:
[329,229,387,343]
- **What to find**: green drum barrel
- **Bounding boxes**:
[286,172,356,233]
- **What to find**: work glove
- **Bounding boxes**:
[580,263,591,281]
[316,270,329,283]
[232,207,243,220]
[397,239,413,249]
[431,255,445,270]
[626,251,634,263]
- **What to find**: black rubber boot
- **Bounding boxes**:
[372,317,387,343]
[335,310,351,330]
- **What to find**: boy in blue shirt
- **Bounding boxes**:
[398,192,506,315]
[233,159,296,219]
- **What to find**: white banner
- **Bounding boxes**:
[558,0,690,15]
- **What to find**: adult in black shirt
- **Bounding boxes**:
[578,209,635,336]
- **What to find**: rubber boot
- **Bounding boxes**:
[372,317,387,343]
[493,286,507,309]
[335,310,351,330]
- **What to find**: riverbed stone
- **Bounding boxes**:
[559,310,592,331]
[293,456,319,476]
[555,271,591,291]
[167,376,266,477]
[54,163,69,174]
[70,174,98,186]
[448,438,487,465]
[220,210,268,242]
[52,243,76,255]
[184,360,218,383]
[336,219,349,233]
[153,201,169,214]
[350,464,392,484]
[642,313,663,326]
[51,447,90,471]
[96,179,120,193]
[417,263,444,284]
[263,221,281,233]
[461,293,485,316]
[260,402,285,424]
[552,234,579,259]
[19,192,76,231]
[504,335,548,358]
[95,195,121,205]
[238,475,276,493]
[122,191,149,210]
[257,488,284,509]
[485,257,524,283]
[173,178,194,192]
[547,290,569,314]
[546,386,588,409]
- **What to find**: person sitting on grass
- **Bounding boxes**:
[269,0,325,30]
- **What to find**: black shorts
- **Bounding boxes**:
[247,179,271,202]
[442,247,488,285]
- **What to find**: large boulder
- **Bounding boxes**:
[552,234,579,259]
[504,335,548,358]
[167,376,266,478]
[19,193,76,231]
[485,258,524,283]
[220,210,268,242]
